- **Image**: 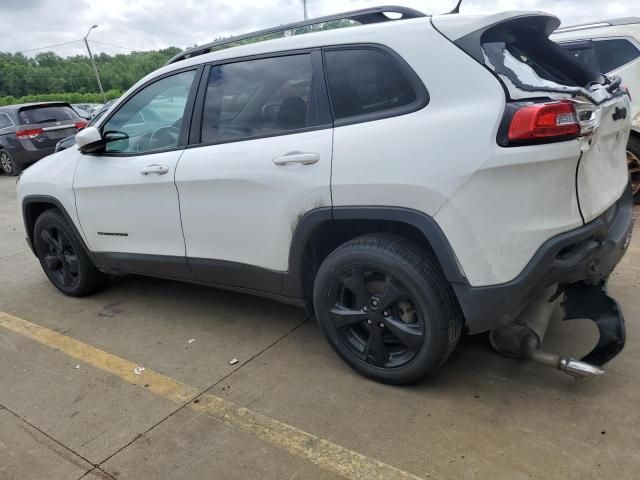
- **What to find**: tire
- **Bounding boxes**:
[33,209,107,296]
[0,150,22,176]
[627,136,640,204]
[313,234,464,384]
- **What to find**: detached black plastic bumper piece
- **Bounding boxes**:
[563,281,626,366]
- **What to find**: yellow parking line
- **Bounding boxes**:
[0,312,424,480]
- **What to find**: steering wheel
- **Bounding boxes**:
[149,126,180,150]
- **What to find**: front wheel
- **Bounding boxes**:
[33,210,107,296]
[313,235,463,384]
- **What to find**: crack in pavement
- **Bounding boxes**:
[0,401,98,475]
[0,250,28,261]
[93,317,309,472]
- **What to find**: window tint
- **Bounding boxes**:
[324,49,416,120]
[18,105,78,125]
[0,113,13,129]
[103,70,195,153]
[201,54,313,144]
[559,42,600,72]
[594,39,640,73]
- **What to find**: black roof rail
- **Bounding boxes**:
[166,5,426,65]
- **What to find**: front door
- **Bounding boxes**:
[74,69,199,277]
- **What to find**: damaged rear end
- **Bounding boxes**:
[433,12,634,377]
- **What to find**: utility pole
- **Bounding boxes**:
[84,25,107,103]
[302,0,308,20]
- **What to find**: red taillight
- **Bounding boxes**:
[75,121,88,130]
[15,128,43,140]
[508,100,580,142]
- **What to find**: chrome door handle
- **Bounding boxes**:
[140,164,169,175]
[272,152,319,166]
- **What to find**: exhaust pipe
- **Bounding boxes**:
[490,285,605,379]
[520,334,604,378]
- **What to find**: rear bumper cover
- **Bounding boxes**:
[456,184,634,334]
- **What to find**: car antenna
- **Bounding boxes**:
[446,0,463,14]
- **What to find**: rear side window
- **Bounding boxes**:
[324,48,417,119]
[594,39,640,72]
[18,105,78,125]
[558,41,601,72]
[0,113,13,129]
[200,54,314,144]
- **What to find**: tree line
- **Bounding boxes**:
[0,47,181,106]
[0,19,355,106]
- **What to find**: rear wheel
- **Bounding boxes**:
[313,235,463,384]
[0,150,21,176]
[34,210,107,296]
[628,135,640,204]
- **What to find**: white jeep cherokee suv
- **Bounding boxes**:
[16,7,634,384]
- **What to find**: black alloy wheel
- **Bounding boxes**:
[33,209,107,296]
[39,224,80,289]
[328,266,425,369]
[313,235,463,384]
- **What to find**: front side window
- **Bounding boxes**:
[324,48,417,120]
[594,39,640,73]
[200,54,313,144]
[103,70,195,153]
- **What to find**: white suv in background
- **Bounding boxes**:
[16,7,634,384]
[552,17,640,202]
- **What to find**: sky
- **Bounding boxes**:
[0,0,635,57]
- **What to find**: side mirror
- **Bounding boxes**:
[76,126,104,153]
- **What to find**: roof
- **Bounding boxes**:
[166,5,426,65]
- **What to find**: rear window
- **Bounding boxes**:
[594,39,640,73]
[324,48,417,120]
[18,105,78,125]
[480,21,603,93]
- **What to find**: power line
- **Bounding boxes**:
[88,40,139,52]
[15,40,84,54]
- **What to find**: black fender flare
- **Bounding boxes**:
[283,206,467,298]
[22,195,101,267]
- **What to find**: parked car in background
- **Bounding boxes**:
[17,7,634,384]
[55,107,108,152]
[0,102,87,175]
[71,105,92,121]
[552,17,640,202]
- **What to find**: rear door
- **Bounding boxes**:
[175,51,333,292]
